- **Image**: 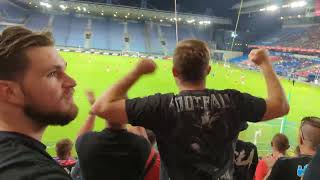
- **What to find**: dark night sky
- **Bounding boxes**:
[81,0,239,17]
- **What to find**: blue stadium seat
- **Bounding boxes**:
[128,22,146,53]
[67,17,87,48]
[91,19,110,50]
[25,13,49,31]
[52,15,71,46]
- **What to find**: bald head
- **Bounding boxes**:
[300,117,320,151]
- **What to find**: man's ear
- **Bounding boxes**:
[172,67,179,78]
[0,80,24,105]
[206,65,211,75]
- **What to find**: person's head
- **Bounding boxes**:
[0,26,78,127]
[271,133,290,155]
[173,39,211,87]
[56,138,73,160]
[299,116,320,153]
[146,129,156,146]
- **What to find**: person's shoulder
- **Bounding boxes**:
[236,140,257,150]
[0,143,71,179]
[276,156,309,165]
[210,89,241,94]
[76,131,102,149]
[127,132,151,150]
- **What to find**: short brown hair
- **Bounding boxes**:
[56,138,73,160]
[173,39,211,82]
[0,26,54,81]
[301,116,320,150]
[271,133,290,153]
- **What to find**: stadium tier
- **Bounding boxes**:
[252,25,320,51]
[0,0,212,55]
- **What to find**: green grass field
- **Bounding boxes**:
[43,52,320,157]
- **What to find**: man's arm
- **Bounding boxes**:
[249,49,290,121]
[92,59,157,124]
[77,91,97,137]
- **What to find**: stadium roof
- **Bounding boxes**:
[17,0,231,25]
[232,0,315,14]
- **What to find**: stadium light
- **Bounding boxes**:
[160,19,163,22]
[290,1,307,8]
[59,4,67,10]
[280,16,284,20]
[199,20,211,25]
[298,14,301,18]
[77,6,81,11]
[187,19,195,23]
[266,5,279,11]
[125,15,128,18]
[83,7,86,12]
[259,8,266,12]
[113,14,117,17]
[101,12,104,15]
[40,2,52,8]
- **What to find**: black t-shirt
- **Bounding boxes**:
[267,155,313,180]
[76,128,151,180]
[304,146,320,180]
[126,89,266,180]
[234,140,258,180]
[0,131,72,180]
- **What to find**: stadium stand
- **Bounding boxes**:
[128,22,146,53]
[67,17,87,48]
[25,13,49,31]
[91,18,110,50]
[254,25,320,50]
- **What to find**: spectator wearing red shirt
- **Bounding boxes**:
[54,138,77,174]
[145,129,160,180]
[255,133,290,180]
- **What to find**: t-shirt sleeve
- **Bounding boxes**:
[267,159,283,180]
[126,93,172,130]
[233,91,267,123]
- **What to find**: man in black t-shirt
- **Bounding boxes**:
[234,140,258,180]
[267,117,320,180]
[303,145,320,180]
[76,126,151,180]
[0,26,78,179]
[92,40,289,180]
[234,123,259,180]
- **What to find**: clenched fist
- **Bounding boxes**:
[134,59,157,75]
[248,49,270,67]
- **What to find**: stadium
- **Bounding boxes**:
[0,0,320,179]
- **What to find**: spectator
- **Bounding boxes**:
[255,133,290,180]
[234,123,259,180]
[76,91,156,180]
[267,117,320,180]
[145,129,161,180]
[92,40,289,179]
[303,145,320,180]
[54,138,77,174]
[71,90,97,180]
[0,26,77,179]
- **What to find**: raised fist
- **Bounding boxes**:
[135,59,157,75]
[248,49,270,66]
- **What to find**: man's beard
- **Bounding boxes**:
[24,103,78,127]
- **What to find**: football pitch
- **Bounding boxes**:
[43,52,320,156]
